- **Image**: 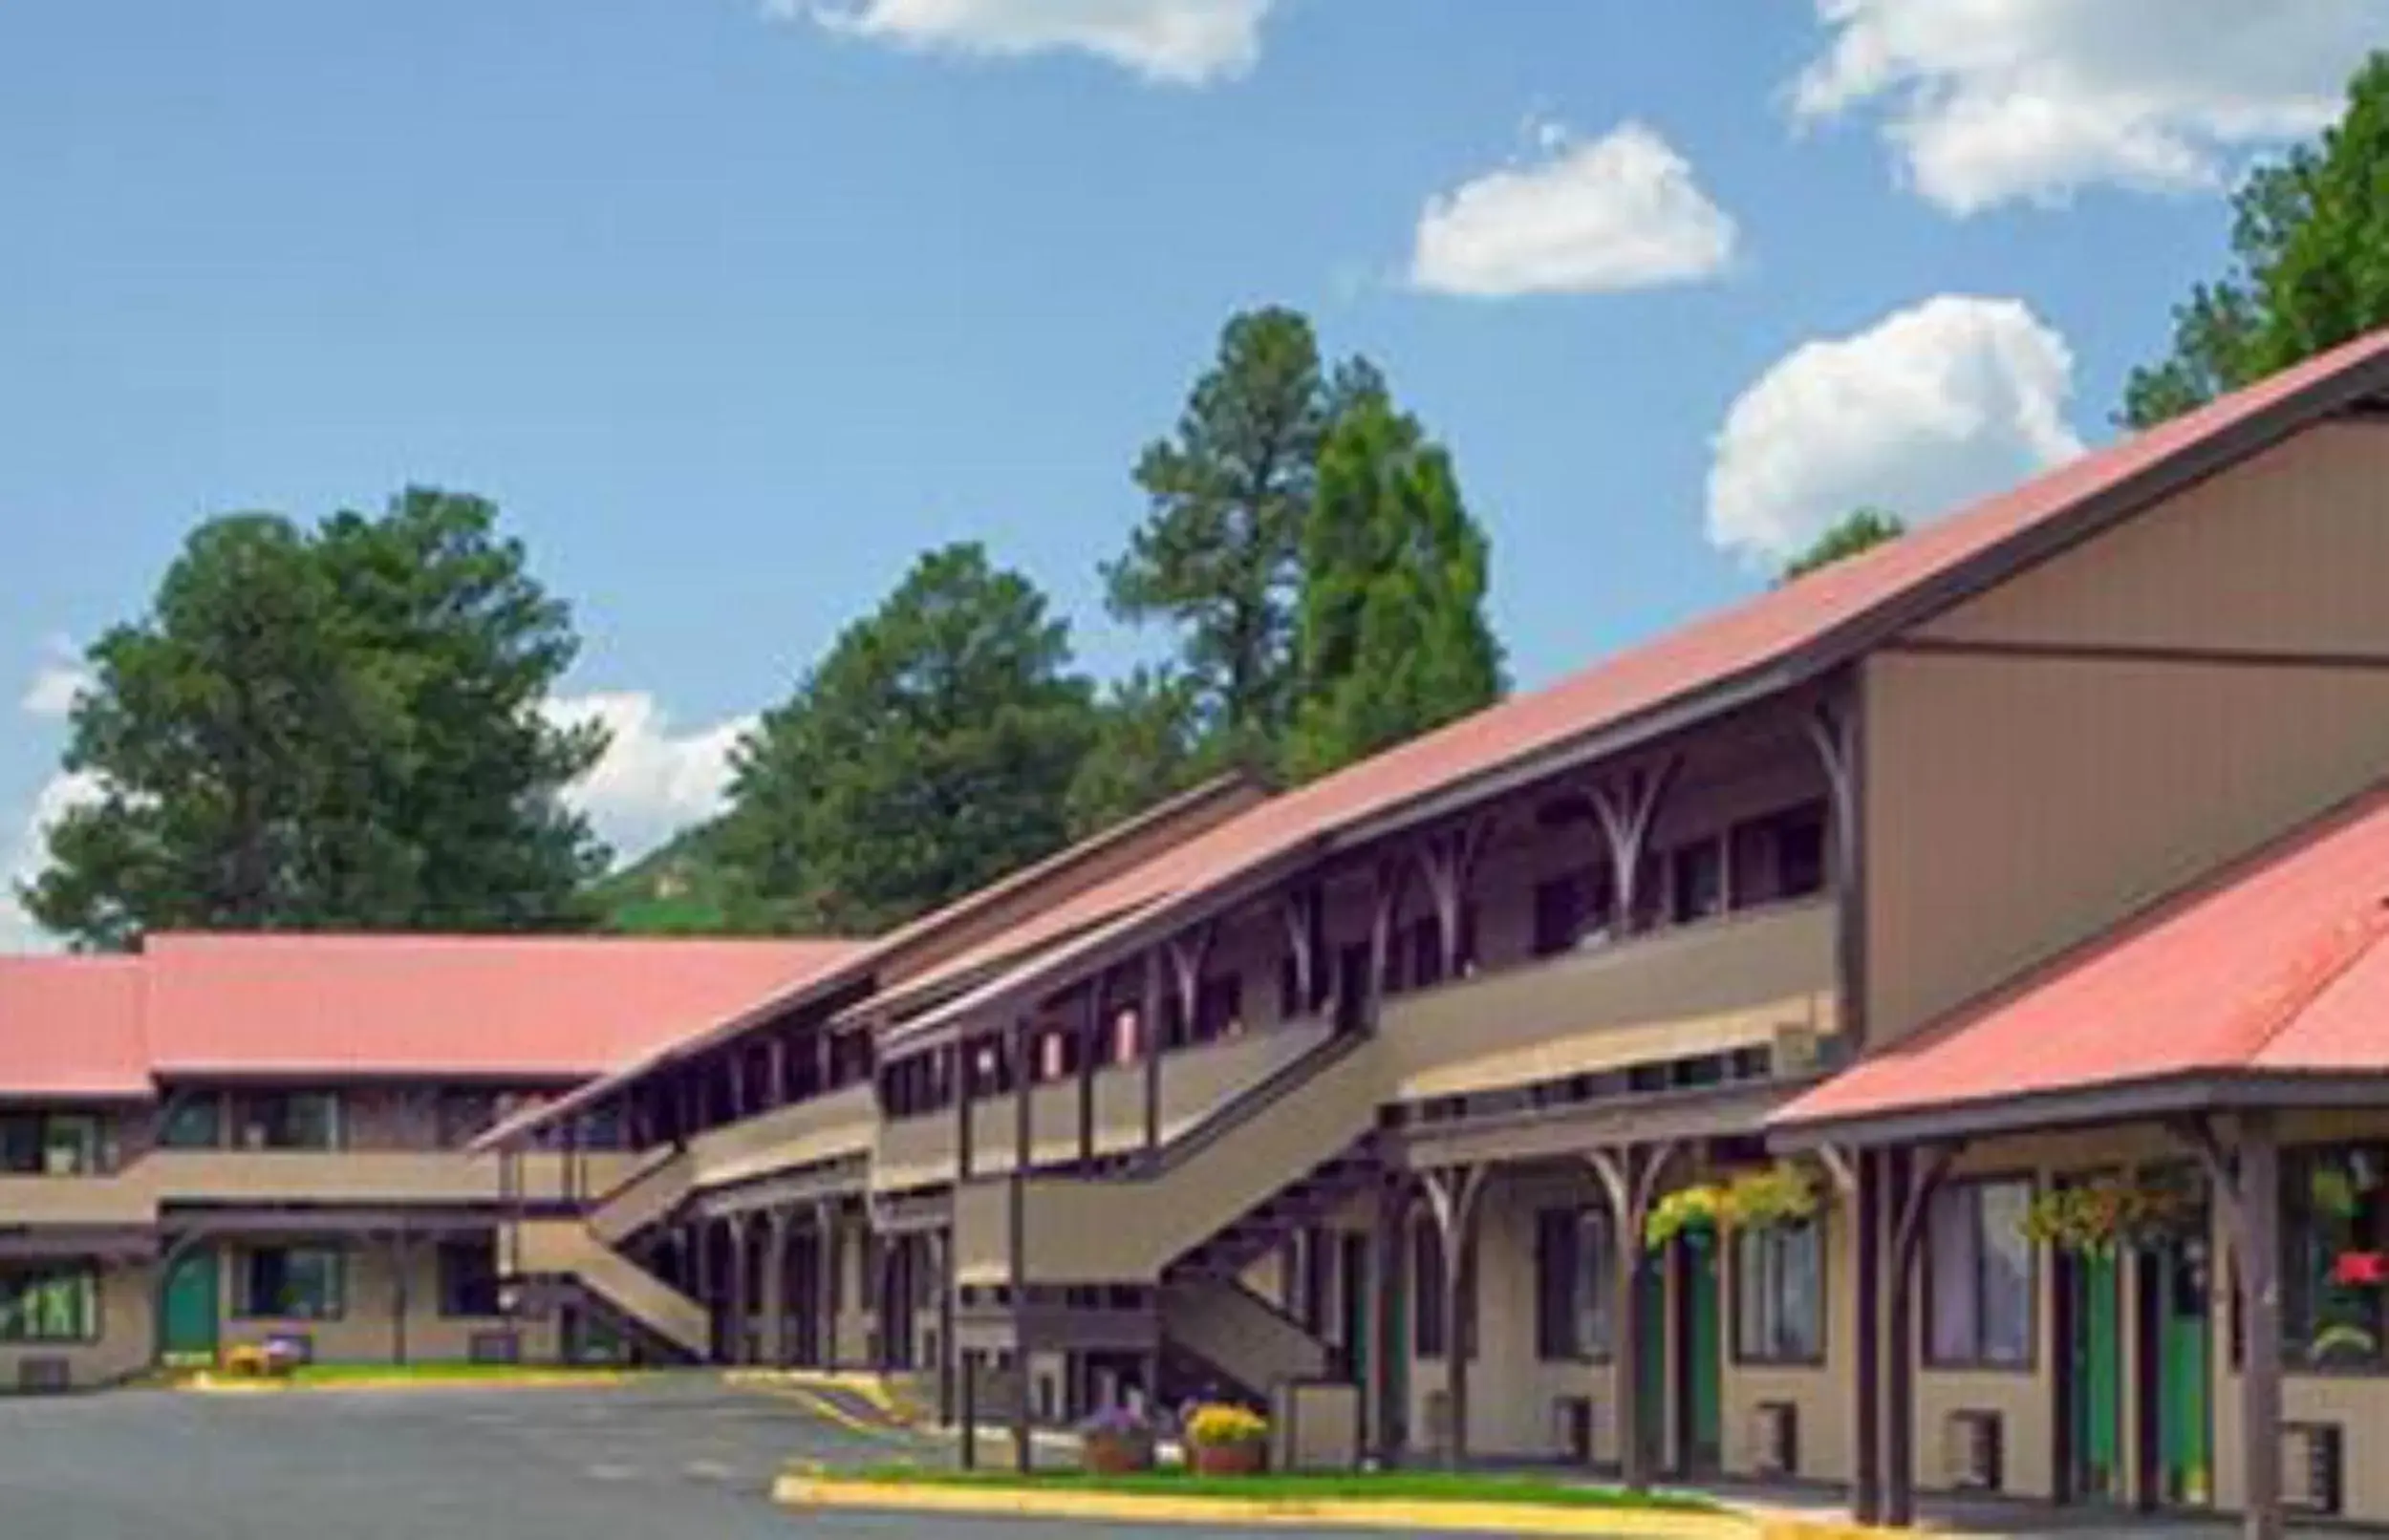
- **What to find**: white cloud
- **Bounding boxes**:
[1410,120,1739,298]
[19,635,90,719]
[1706,295,2084,566]
[0,770,103,953]
[1793,0,2382,214]
[770,0,1273,84]
[547,693,757,863]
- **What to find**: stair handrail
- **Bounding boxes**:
[588,1144,690,1238]
[1121,1023,1373,1181]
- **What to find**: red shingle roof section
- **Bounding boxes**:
[1775,784,2389,1132]
[0,957,152,1099]
[137,932,864,1080]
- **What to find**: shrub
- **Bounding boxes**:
[1184,1402,1267,1449]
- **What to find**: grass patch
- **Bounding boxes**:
[845,1462,1719,1512]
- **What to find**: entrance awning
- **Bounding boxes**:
[1774,783,2389,1146]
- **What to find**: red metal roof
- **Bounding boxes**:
[139,932,862,1079]
[0,934,863,1094]
[484,325,2389,1134]
[0,957,151,1100]
[1776,783,2389,1134]
[863,327,2389,1035]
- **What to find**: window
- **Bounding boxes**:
[0,1112,100,1174]
[1535,1207,1615,1360]
[1194,974,1244,1042]
[0,1265,97,1342]
[1671,839,1726,924]
[1926,1178,2034,1367]
[1734,1221,1824,1363]
[1408,917,1443,991]
[235,1245,346,1320]
[160,1098,222,1150]
[438,1237,504,1317]
[1410,1219,1475,1359]
[237,1092,341,1151]
[1333,943,1370,1034]
[2283,1142,2389,1368]
[1532,874,1582,957]
[438,1092,500,1149]
[1776,805,1829,898]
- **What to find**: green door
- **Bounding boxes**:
[161,1248,220,1361]
[1636,1256,1667,1466]
[2153,1236,2214,1507]
[1681,1236,1723,1472]
[2065,1249,2123,1500]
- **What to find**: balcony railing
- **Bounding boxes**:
[1378,896,1839,1102]
[872,1018,1335,1192]
[687,1083,877,1191]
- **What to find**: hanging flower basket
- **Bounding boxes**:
[2331,1250,2387,1287]
[1643,1162,1821,1250]
[2019,1171,2200,1255]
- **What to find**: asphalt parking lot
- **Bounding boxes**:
[0,1376,1477,1539]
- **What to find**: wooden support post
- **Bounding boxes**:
[690,1219,716,1362]
[936,1226,956,1425]
[391,1227,410,1365]
[815,1200,840,1369]
[1420,1164,1488,1469]
[1010,1015,1034,1474]
[1884,1143,1959,1528]
[955,1041,975,1182]
[1369,1176,1410,1463]
[724,1218,751,1366]
[1587,759,1679,936]
[1281,888,1317,1016]
[1077,983,1101,1166]
[959,1350,979,1470]
[1849,1147,1883,1523]
[1141,952,1163,1160]
[2176,1113,2284,1540]
[762,1208,790,1367]
[1589,1142,1679,1491]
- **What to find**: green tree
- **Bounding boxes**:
[1105,309,1379,764]
[24,491,605,950]
[1283,388,1504,782]
[1065,666,1211,838]
[721,543,1096,933]
[1780,507,1905,584]
[2123,53,2389,427]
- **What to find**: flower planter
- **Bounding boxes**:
[1190,1440,1266,1477]
[1082,1431,1156,1475]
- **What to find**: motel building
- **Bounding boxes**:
[6,330,2389,1538]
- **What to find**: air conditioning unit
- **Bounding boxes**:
[16,1357,72,1393]
[1944,1409,2003,1491]
[1771,1023,1819,1075]
[2282,1422,2343,1514]
[1750,1401,1799,1477]
[468,1329,523,1364]
[1550,1396,1594,1463]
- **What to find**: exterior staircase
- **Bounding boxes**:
[505,1217,710,1360]
[1159,1275,1337,1403]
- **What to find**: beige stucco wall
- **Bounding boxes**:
[1721,1197,1855,1487]
[1864,652,2389,1045]
[1868,420,2389,1046]
[206,1234,562,1364]
[0,1261,152,1390]
[1916,421,2389,657]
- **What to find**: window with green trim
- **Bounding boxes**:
[2283,1143,2389,1368]
[0,1265,98,1341]
[1733,1220,1823,1364]
[234,1245,346,1320]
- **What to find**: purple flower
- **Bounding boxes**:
[1078,1404,1154,1439]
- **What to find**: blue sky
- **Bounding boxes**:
[3,1,2380,945]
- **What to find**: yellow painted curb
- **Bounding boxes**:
[772,1475,1768,1537]
[183,1371,632,1396]
[1758,1521,1916,1540]
[732,1380,921,1441]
